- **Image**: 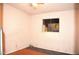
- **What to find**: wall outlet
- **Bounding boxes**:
[16,44,18,48]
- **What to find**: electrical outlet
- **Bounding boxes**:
[16,44,17,48]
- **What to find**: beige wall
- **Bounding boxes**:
[75,4,79,54]
[0,4,2,28]
[31,10,75,54]
[3,4,31,54]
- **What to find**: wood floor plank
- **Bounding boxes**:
[8,48,46,55]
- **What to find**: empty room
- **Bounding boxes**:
[0,3,79,55]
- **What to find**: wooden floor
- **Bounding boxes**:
[8,48,46,55]
[7,46,70,55]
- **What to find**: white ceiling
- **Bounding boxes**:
[8,3,74,15]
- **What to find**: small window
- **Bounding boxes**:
[43,18,59,32]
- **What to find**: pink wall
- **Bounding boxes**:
[3,4,31,54]
[31,10,75,54]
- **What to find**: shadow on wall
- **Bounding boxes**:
[0,29,3,55]
[0,29,1,54]
[2,30,5,55]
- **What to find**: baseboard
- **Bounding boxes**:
[27,45,72,55]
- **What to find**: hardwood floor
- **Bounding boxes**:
[8,48,46,55]
[7,46,70,55]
